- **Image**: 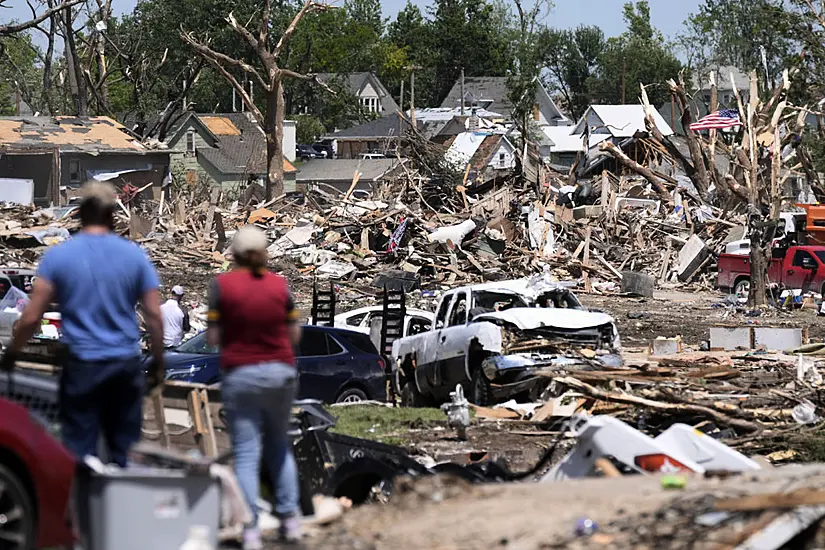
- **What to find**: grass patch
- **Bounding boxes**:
[326,405,449,445]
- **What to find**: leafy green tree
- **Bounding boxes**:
[0,33,40,115]
[384,2,431,105]
[681,0,793,87]
[295,114,327,143]
[428,0,513,106]
[589,1,682,106]
[540,25,605,120]
[107,0,262,135]
[507,0,551,156]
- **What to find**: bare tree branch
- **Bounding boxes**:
[181,26,268,90]
[259,0,270,51]
[280,69,336,95]
[273,0,330,59]
[226,12,267,63]
[184,0,335,200]
[180,31,263,122]
[0,0,83,36]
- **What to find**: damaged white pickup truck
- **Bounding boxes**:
[392,277,621,406]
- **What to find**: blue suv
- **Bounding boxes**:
[149,325,387,403]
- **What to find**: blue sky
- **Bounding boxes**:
[2,0,701,40]
[389,0,700,39]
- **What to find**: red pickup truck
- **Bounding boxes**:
[717,245,825,295]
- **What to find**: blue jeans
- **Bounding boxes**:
[59,354,144,467]
[221,362,300,524]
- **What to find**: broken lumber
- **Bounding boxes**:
[598,141,672,202]
[554,376,762,433]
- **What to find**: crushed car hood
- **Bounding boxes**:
[475,308,615,330]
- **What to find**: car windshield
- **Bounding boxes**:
[815,251,825,264]
[471,290,529,312]
[176,332,218,354]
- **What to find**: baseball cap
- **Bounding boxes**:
[231,225,269,256]
[171,285,184,296]
[80,181,117,207]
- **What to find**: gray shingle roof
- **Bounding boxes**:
[325,113,411,140]
[188,113,295,175]
[440,77,513,118]
[297,159,404,183]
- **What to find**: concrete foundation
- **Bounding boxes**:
[709,327,752,351]
[710,326,805,352]
[650,337,682,356]
[754,327,803,352]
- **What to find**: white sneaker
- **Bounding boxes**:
[279,515,302,543]
[243,527,263,550]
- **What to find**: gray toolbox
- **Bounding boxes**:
[75,466,221,550]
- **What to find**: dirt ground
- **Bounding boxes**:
[161,259,825,350]
[299,464,825,550]
[579,287,825,347]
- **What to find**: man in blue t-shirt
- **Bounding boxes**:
[0,182,166,466]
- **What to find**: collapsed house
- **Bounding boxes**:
[0,116,171,205]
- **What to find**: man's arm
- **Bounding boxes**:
[141,289,164,364]
[181,304,191,334]
[8,278,54,353]
[286,291,301,347]
[207,279,221,348]
[287,322,301,347]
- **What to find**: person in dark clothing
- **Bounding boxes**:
[0,182,165,466]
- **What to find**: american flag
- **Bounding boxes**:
[689,109,742,131]
[387,217,407,252]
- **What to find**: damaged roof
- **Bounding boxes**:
[174,113,296,175]
[575,105,674,138]
[297,159,404,183]
[0,116,145,153]
[440,76,570,124]
[325,113,443,141]
[543,126,608,153]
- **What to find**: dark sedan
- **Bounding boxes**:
[152,325,387,403]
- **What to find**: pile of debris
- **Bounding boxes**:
[472,348,823,460]
[0,153,765,306]
[0,203,78,266]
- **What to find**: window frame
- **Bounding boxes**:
[185,131,196,156]
[447,290,469,327]
[298,329,347,358]
[434,293,454,329]
[68,159,81,184]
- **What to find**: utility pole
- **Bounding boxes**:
[621,60,626,104]
[399,79,405,136]
[460,67,465,116]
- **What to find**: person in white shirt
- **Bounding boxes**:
[160,285,190,348]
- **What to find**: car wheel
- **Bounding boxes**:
[400,382,429,408]
[336,388,368,403]
[0,463,36,550]
[734,277,751,297]
[471,368,494,407]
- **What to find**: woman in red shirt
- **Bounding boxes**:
[208,225,302,549]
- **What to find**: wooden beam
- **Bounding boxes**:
[186,389,209,456]
[199,389,218,457]
[598,141,671,202]
[202,187,221,241]
[151,391,170,449]
[717,490,825,512]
